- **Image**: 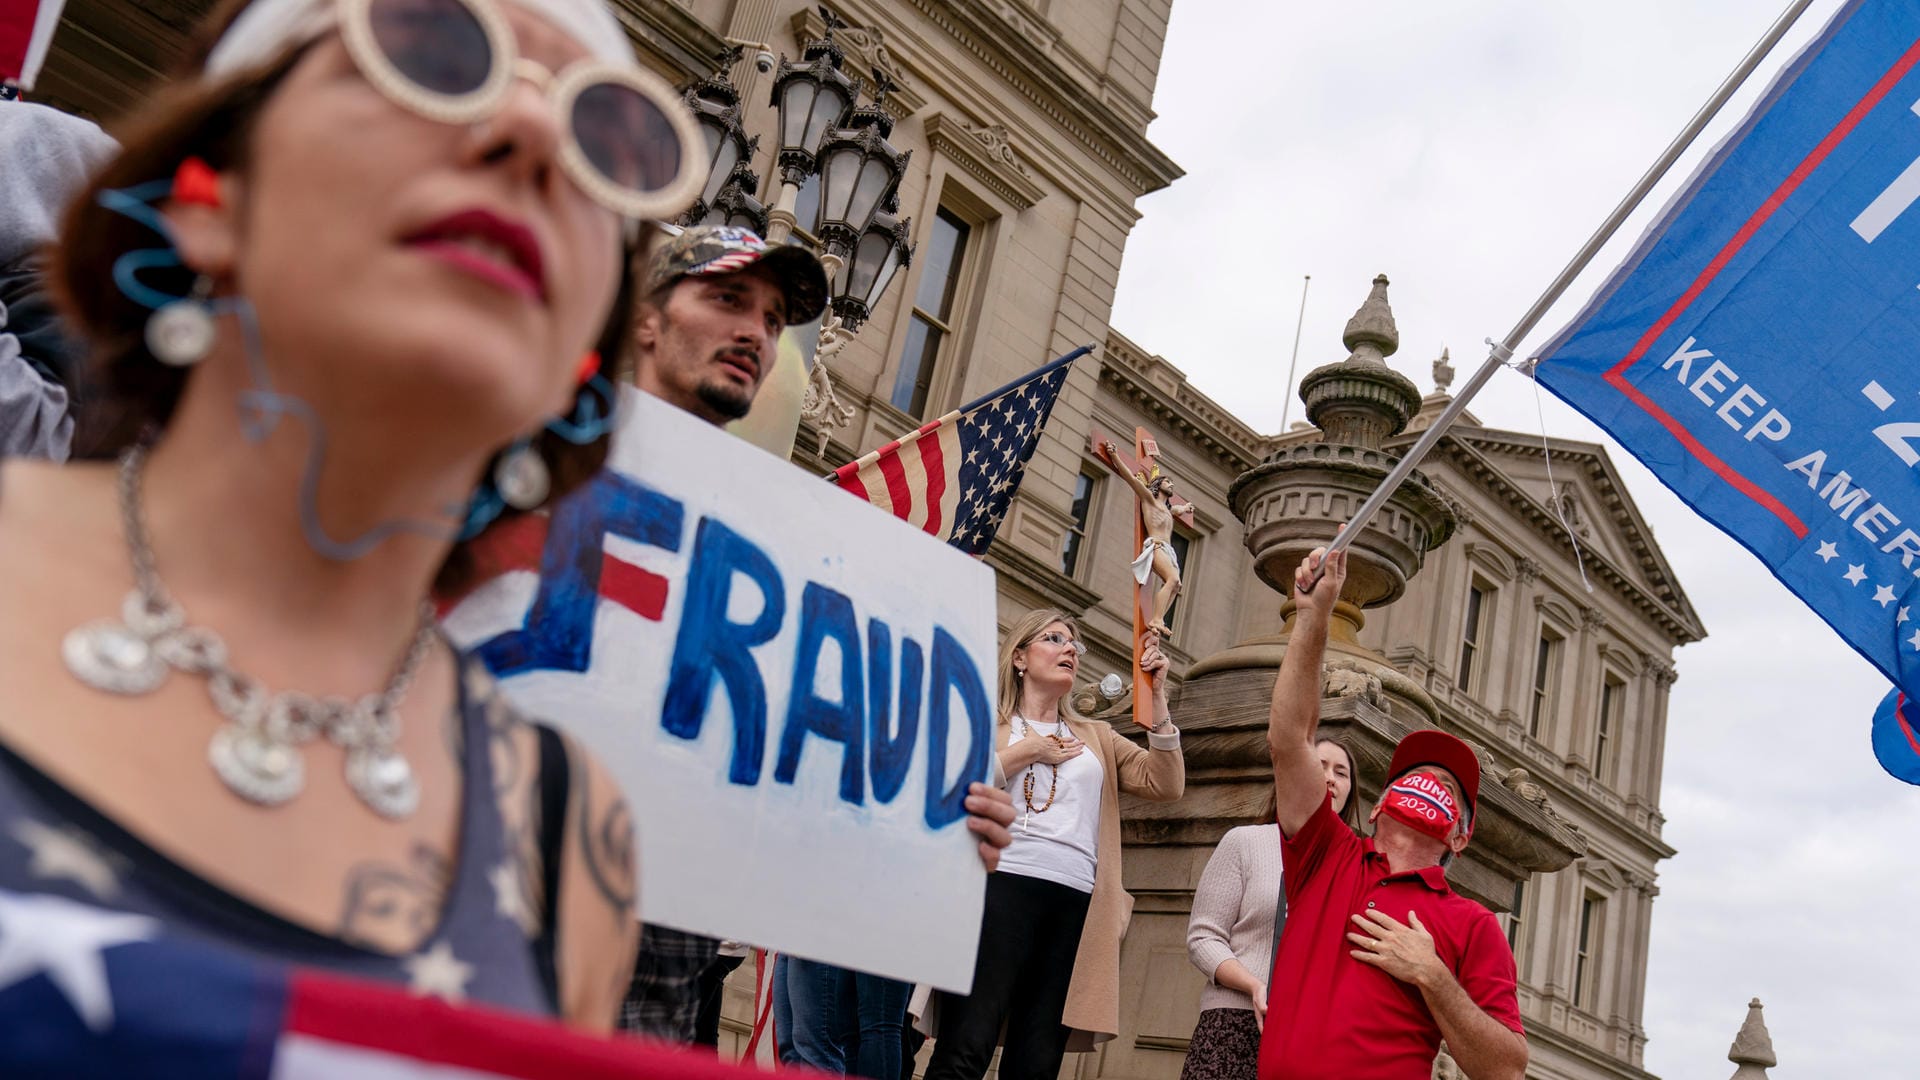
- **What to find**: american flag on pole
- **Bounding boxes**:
[831,344,1091,556]
[0,889,784,1079]
[0,0,66,89]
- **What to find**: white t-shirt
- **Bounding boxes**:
[996,716,1103,893]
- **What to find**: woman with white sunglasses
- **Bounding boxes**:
[0,0,705,1031]
[921,609,1186,1080]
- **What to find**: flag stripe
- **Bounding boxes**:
[273,1036,507,1080]
[919,422,948,536]
[1899,694,1920,758]
[282,972,755,1079]
[829,350,1082,556]
[0,0,38,84]
[877,449,912,523]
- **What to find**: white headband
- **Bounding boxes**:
[205,0,639,79]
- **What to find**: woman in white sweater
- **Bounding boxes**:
[1180,737,1361,1080]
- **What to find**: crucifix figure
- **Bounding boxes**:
[1093,427,1195,726]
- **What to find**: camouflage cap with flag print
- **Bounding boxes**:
[642,225,828,326]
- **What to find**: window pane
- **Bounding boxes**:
[892,207,973,419]
[891,316,942,416]
[1597,680,1619,779]
[914,210,968,315]
[1575,897,1599,1007]
[1506,880,1525,951]
[1529,634,1558,737]
[1458,585,1485,691]
[1059,473,1096,576]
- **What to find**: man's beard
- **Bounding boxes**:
[697,378,755,421]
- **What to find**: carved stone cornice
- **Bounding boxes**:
[1098,332,1268,473]
[1448,429,1702,636]
[923,112,1046,209]
[898,0,1184,197]
[1515,556,1542,584]
[788,7,929,119]
[1420,435,1704,645]
[612,0,729,81]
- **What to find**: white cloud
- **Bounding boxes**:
[1113,1,1916,1075]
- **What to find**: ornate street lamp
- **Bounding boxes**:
[701,155,771,235]
[813,73,908,262]
[832,209,912,331]
[767,11,856,189]
[679,48,754,225]
[763,10,855,242]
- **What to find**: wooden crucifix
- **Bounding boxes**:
[1091,426,1196,729]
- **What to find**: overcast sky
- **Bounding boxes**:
[1110,1,1914,1076]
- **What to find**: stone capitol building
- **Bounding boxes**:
[36,1,1704,1077]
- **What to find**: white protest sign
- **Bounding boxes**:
[443,387,997,991]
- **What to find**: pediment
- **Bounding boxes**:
[1399,427,1704,645]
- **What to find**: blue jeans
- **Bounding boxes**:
[775,955,913,1079]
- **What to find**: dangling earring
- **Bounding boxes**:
[546,374,617,444]
[145,274,217,367]
[1015,666,1026,679]
[493,439,551,510]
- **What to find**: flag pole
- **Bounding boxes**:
[1308,0,1819,586]
[1279,275,1311,433]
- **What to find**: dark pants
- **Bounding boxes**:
[775,953,914,1079]
[924,872,1093,1080]
[691,951,745,1049]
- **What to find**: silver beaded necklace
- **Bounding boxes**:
[61,445,436,820]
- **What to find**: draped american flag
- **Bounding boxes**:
[831,345,1090,556]
[1,0,66,89]
[0,889,781,1079]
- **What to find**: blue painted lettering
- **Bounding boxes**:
[867,621,922,805]
[775,583,867,804]
[662,518,785,786]
[924,626,991,830]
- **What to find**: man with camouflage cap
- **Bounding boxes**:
[615,224,827,1043]
[629,223,829,426]
[616,226,1017,1059]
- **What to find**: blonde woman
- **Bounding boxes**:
[925,609,1185,1080]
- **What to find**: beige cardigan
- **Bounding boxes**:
[996,711,1185,1049]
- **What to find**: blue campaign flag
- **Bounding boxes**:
[1536,0,1920,707]
[1870,686,1920,784]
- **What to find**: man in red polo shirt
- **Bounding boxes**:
[1258,547,1527,1080]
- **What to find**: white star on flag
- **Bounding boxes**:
[1816,540,1839,562]
[403,940,474,1003]
[490,861,534,934]
[1844,564,1868,585]
[1874,585,1897,607]
[1909,627,1920,651]
[12,820,121,901]
[0,890,157,1032]
[1901,607,1911,624]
